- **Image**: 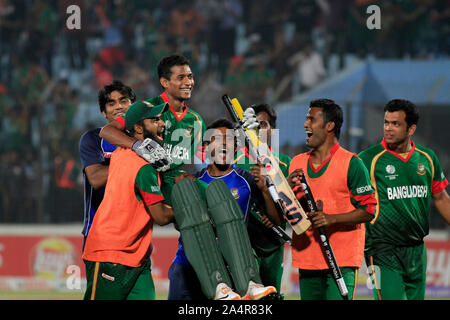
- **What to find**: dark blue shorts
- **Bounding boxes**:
[168,262,208,300]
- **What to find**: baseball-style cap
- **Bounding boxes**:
[125,100,169,130]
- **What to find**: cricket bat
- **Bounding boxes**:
[250,202,292,245]
[222,95,311,235]
[299,172,349,300]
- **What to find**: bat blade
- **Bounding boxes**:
[227,96,311,235]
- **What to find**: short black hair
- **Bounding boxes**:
[384,99,419,129]
[207,118,234,131]
[98,80,136,113]
[204,118,236,145]
[310,99,343,139]
[157,55,190,80]
[250,103,277,128]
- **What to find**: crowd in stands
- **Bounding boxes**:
[0,0,448,223]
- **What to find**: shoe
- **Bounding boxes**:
[242,281,277,300]
[214,283,241,300]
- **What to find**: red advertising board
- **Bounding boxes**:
[0,229,178,291]
[0,227,449,297]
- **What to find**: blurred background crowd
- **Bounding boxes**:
[0,0,449,223]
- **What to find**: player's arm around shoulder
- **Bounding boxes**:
[100,117,137,148]
[136,164,174,226]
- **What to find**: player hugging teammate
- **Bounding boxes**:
[81,52,449,300]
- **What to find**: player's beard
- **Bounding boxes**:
[384,129,410,150]
[214,162,232,172]
[143,127,164,147]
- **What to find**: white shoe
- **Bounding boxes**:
[214,283,241,300]
[242,281,276,300]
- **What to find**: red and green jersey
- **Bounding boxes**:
[116,93,206,170]
[358,139,449,254]
[158,92,206,169]
[135,164,164,206]
[304,143,377,215]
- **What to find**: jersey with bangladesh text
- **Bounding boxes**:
[116,92,206,171]
[358,139,449,255]
[158,92,206,171]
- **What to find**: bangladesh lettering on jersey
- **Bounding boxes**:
[158,93,205,169]
[358,139,449,253]
[387,185,428,200]
[116,93,206,169]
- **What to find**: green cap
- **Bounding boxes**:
[125,100,169,130]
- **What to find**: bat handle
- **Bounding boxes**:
[316,226,349,299]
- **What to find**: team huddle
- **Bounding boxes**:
[79,55,450,301]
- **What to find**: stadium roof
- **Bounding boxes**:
[275,59,450,147]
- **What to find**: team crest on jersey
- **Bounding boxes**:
[384,164,398,180]
[230,188,240,199]
[417,163,426,175]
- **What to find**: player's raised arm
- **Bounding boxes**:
[100,117,137,149]
[250,163,283,226]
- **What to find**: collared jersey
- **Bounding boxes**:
[289,143,376,269]
[358,139,449,255]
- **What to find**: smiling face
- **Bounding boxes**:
[257,111,273,145]
[160,64,194,103]
[206,127,236,166]
[304,107,330,148]
[102,90,132,122]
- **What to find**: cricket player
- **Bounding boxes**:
[168,118,279,300]
[288,99,377,300]
[358,99,450,300]
[234,103,291,294]
[99,55,206,203]
[83,100,180,300]
[78,80,136,245]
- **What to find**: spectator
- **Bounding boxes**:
[288,40,326,93]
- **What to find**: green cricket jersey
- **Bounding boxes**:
[358,139,449,255]
[147,93,206,170]
[119,93,206,171]
[301,144,377,215]
[134,164,164,204]
[235,147,292,254]
[117,94,206,204]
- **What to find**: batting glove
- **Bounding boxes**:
[242,107,260,130]
[132,138,172,172]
